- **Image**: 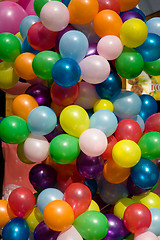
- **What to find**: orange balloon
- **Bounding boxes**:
[118,0,140,12]
[43,200,74,231]
[12,94,39,121]
[103,159,130,184]
[94,10,123,38]
[14,53,36,80]
[0,200,12,228]
[50,101,65,117]
[68,0,99,24]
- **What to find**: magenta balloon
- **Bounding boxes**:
[0,1,28,34]
[19,0,36,15]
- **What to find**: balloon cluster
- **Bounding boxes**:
[0,0,160,240]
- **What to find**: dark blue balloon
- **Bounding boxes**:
[132,7,146,22]
[62,0,71,7]
[84,179,97,196]
[95,72,122,100]
[131,158,159,189]
[136,33,160,62]
[52,58,81,87]
[21,37,40,55]
[2,218,29,240]
[139,94,158,122]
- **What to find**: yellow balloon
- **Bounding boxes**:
[120,18,148,48]
[17,142,34,164]
[87,200,100,212]
[15,32,24,42]
[114,198,136,219]
[0,62,19,89]
[34,207,43,222]
[26,208,40,232]
[60,105,90,138]
[112,140,141,168]
[132,192,160,209]
[94,99,114,112]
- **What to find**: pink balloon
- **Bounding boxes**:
[79,128,108,157]
[57,226,83,240]
[79,55,110,84]
[18,0,36,15]
[0,1,28,34]
[1,81,31,95]
[134,231,159,240]
[97,35,123,60]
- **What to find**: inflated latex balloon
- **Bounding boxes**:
[114,198,136,219]
[118,0,140,11]
[0,200,12,228]
[79,55,110,84]
[20,15,40,39]
[57,225,83,240]
[121,10,144,23]
[134,231,159,240]
[85,42,98,57]
[132,115,145,133]
[97,0,120,13]
[148,208,160,236]
[84,179,97,197]
[17,142,34,164]
[146,17,160,36]
[94,99,114,112]
[26,208,41,232]
[145,113,160,132]
[87,200,100,212]
[34,221,60,240]
[102,135,117,161]
[144,58,160,76]
[0,62,19,89]
[132,192,160,209]
[44,122,64,142]
[34,0,62,17]
[21,37,40,55]
[127,176,150,196]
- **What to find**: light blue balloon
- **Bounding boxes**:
[37,188,64,213]
[89,110,118,137]
[59,30,89,63]
[132,115,145,132]
[146,17,160,36]
[20,15,40,39]
[27,106,57,135]
[148,208,160,236]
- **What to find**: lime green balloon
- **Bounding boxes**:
[32,51,61,80]
[115,46,144,79]
[34,0,62,17]
[49,134,80,164]
[0,116,29,144]
[0,33,21,62]
[151,180,159,192]
[144,58,160,76]
[73,211,109,240]
[138,132,160,159]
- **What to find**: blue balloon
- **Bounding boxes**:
[132,7,146,22]
[20,15,40,39]
[148,208,160,236]
[132,115,145,133]
[52,58,81,87]
[89,110,118,137]
[59,30,89,63]
[95,72,122,100]
[2,218,29,240]
[131,158,159,189]
[146,17,160,36]
[112,91,142,119]
[21,37,40,55]
[62,0,71,6]
[139,94,158,122]
[84,179,97,196]
[27,106,57,135]
[37,188,64,214]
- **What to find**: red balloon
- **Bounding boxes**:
[27,22,58,51]
[115,119,142,143]
[50,82,79,107]
[123,203,151,234]
[97,0,120,13]
[8,187,35,218]
[145,113,160,133]
[63,183,92,218]
[101,135,117,160]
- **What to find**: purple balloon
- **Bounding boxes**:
[29,164,57,191]
[34,221,59,240]
[44,121,65,142]
[127,176,150,196]
[76,152,104,179]
[25,84,52,106]
[104,214,129,240]
[121,11,144,23]
[85,43,98,57]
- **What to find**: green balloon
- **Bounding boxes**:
[0,33,21,62]
[49,134,80,164]
[144,58,160,76]
[115,47,144,79]
[138,132,160,159]
[32,51,61,80]
[73,211,109,240]
[123,234,134,240]
[151,180,159,192]
[0,116,29,144]
[34,0,62,17]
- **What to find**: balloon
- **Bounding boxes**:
[127,176,150,196]
[26,208,40,232]
[134,231,159,240]
[145,113,160,133]
[49,134,80,164]
[2,218,29,240]
[43,200,74,231]
[57,225,83,240]
[0,62,19,89]
[121,10,144,22]
[147,17,160,36]
[0,1,27,34]
[112,140,141,168]
[0,116,29,144]
[52,58,81,87]
[40,1,69,32]
[95,71,122,100]
[34,221,60,240]
[123,203,151,234]
[89,110,118,137]
[37,188,64,214]
[44,121,64,142]
[17,142,34,164]
[76,152,104,179]
[132,192,160,209]
[114,198,136,219]
[1,80,30,95]
[20,15,40,39]
[119,0,140,11]
[144,58,160,76]
[8,187,35,218]
[97,35,123,60]
[29,164,57,191]
[60,105,89,138]
[94,99,114,112]
[148,208,160,236]
[59,30,89,63]
[12,94,39,121]
[0,200,12,228]
[97,0,120,13]
[79,55,110,84]
[115,119,142,143]
[85,43,98,57]
[87,200,100,212]
[21,37,40,55]
[0,33,21,62]
[94,10,123,38]
[34,0,62,17]
[68,0,99,25]
[115,47,144,79]
[84,179,97,196]
[102,135,117,161]
[112,90,142,119]
[79,128,107,157]
[132,115,145,133]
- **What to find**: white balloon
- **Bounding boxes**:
[57,226,83,240]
